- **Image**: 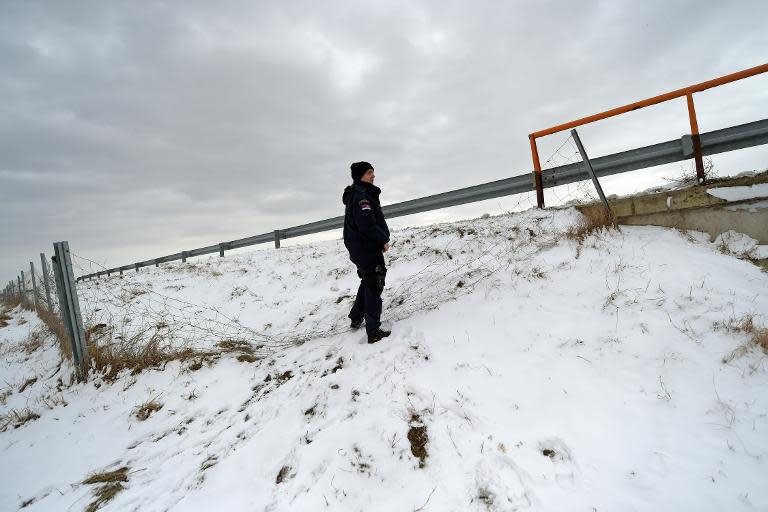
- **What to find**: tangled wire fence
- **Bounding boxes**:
[64,139,599,361]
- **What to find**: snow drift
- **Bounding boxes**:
[1,207,767,511]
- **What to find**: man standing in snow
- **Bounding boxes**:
[343,161,392,344]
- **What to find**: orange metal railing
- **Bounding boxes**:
[529,62,768,207]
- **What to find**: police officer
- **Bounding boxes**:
[342,161,392,343]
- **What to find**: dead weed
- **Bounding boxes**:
[716,314,768,363]
[569,204,618,248]
[0,309,11,328]
[82,466,129,512]
[87,324,204,381]
[133,398,163,421]
[82,466,129,485]
[0,408,41,431]
[407,413,429,468]
[20,328,45,354]
[18,377,37,393]
[276,465,292,484]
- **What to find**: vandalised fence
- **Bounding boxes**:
[73,119,768,282]
[2,64,768,380]
[66,62,767,281]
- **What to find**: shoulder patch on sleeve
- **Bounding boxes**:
[358,199,372,211]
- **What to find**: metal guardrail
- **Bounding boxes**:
[528,63,768,206]
[77,118,768,281]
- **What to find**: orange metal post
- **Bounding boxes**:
[531,63,768,139]
[686,93,705,183]
[527,63,768,207]
[529,134,544,207]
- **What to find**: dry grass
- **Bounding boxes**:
[82,466,129,512]
[9,300,237,383]
[133,398,163,421]
[717,315,768,363]
[20,328,45,355]
[569,204,618,244]
[1,296,31,316]
[217,339,260,363]
[0,408,41,431]
[85,483,125,512]
[36,306,73,361]
[217,339,254,354]
[276,465,292,484]
[86,324,203,381]
[82,466,129,485]
[40,304,213,381]
[18,377,37,393]
[0,309,11,328]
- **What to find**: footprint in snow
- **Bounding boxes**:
[473,456,532,510]
[538,437,577,487]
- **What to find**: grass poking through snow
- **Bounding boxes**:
[82,466,129,512]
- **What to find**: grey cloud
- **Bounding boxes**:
[2,0,768,279]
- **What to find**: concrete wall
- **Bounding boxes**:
[619,201,768,243]
[579,171,768,243]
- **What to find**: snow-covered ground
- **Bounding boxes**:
[2,207,768,511]
[707,183,768,202]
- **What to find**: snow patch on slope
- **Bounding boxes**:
[2,208,768,511]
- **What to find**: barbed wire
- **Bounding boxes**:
[539,134,599,208]
[66,139,602,357]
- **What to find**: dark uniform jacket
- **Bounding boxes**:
[342,181,390,271]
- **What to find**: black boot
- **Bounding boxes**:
[350,318,363,330]
[368,328,391,344]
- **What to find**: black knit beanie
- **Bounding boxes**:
[350,161,373,181]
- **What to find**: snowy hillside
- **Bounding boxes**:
[1,207,768,512]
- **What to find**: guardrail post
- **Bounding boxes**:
[529,134,545,208]
[686,92,705,184]
[274,230,281,249]
[40,253,54,312]
[52,241,89,380]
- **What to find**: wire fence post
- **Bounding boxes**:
[52,241,89,380]
[21,270,28,307]
[571,129,613,218]
[29,262,39,313]
[40,253,54,312]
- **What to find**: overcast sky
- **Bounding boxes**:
[2,0,767,282]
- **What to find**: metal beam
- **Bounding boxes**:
[75,118,768,281]
[571,129,611,215]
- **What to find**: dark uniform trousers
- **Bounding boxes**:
[342,180,390,336]
[349,264,386,335]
